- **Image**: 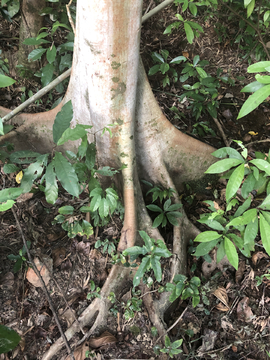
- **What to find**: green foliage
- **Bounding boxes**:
[166,274,201,307]
[255,271,270,286]
[148,50,187,87]
[0,0,20,20]
[0,325,21,354]
[142,180,176,202]
[123,231,172,287]
[146,199,182,228]
[238,61,270,119]
[123,289,142,320]
[195,142,270,270]
[86,280,101,300]
[7,241,31,273]
[154,335,183,358]
[95,238,116,255]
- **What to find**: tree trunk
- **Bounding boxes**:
[0,0,216,357]
[18,0,46,73]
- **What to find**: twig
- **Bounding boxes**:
[212,117,230,147]
[2,68,71,124]
[66,0,76,35]
[142,0,175,23]
[155,307,188,344]
[11,206,75,360]
[243,138,270,147]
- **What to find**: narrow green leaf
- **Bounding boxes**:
[58,205,74,215]
[216,240,226,263]
[46,45,57,64]
[258,194,270,210]
[241,81,264,93]
[153,213,165,228]
[54,152,80,197]
[20,155,48,193]
[0,200,15,212]
[184,22,194,44]
[139,231,153,252]
[227,208,257,227]
[41,63,54,87]
[3,164,20,174]
[150,256,162,282]
[98,198,109,218]
[53,100,73,144]
[57,124,92,146]
[45,162,58,204]
[247,61,270,73]
[166,212,180,226]
[134,257,150,287]
[238,84,270,119]
[194,231,221,243]
[260,212,270,256]
[123,246,145,258]
[146,204,163,213]
[246,0,255,18]
[194,239,219,257]
[226,164,245,201]
[28,48,46,61]
[224,237,238,270]
[211,147,244,161]
[148,65,160,76]
[205,158,243,174]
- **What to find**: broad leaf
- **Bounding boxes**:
[98,198,110,218]
[54,152,80,197]
[194,231,221,243]
[224,237,238,270]
[0,188,23,202]
[0,325,21,354]
[216,240,226,263]
[194,239,219,257]
[235,196,252,217]
[211,147,244,161]
[139,231,153,252]
[238,84,270,119]
[241,81,264,93]
[41,63,54,87]
[57,124,92,146]
[259,194,270,210]
[205,158,243,174]
[20,155,48,193]
[247,61,270,73]
[53,100,73,144]
[58,205,74,215]
[146,204,163,213]
[184,22,194,44]
[227,208,257,227]
[28,48,46,61]
[153,213,165,228]
[241,174,256,199]
[0,200,15,212]
[45,162,58,204]
[3,164,20,174]
[260,212,270,256]
[226,163,245,201]
[0,74,15,88]
[85,143,96,170]
[250,159,270,176]
[46,45,57,64]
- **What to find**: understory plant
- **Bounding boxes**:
[194,141,270,270]
[0,100,123,236]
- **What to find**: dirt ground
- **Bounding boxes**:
[0,1,270,360]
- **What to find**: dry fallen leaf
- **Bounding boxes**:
[26,257,51,287]
[221,317,234,330]
[252,251,268,265]
[88,331,117,349]
[65,343,89,360]
[213,287,230,310]
[0,272,14,287]
[197,329,218,355]
[59,308,76,327]
[52,247,66,268]
[237,297,253,323]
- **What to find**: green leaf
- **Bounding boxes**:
[41,63,54,87]
[0,200,15,212]
[246,0,255,18]
[205,158,243,174]
[134,256,150,287]
[152,247,172,258]
[0,188,23,203]
[226,164,245,201]
[238,84,270,119]
[151,52,164,63]
[7,0,20,17]
[0,325,21,354]
[150,256,162,282]
[211,147,244,161]
[216,240,226,263]
[241,81,264,93]
[184,22,194,44]
[98,198,110,218]
[148,65,160,76]
[259,194,270,210]
[28,48,47,61]
[247,61,270,73]
[244,217,258,250]
[139,231,153,252]
[197,217,225,231]
[153,213,165,228]
[170,56,186,64]
[58,205,74,215]
[189,2,197,16]
[250,159,270,176]
[45,162,58,204]
[255,75,270,85]
[54,152,80,197]
[0,74,16,88]
[96,166,118,176]
[57,124,92,146]
[227,208,257,227]
[165,335,171,347]
[166,212,180,226]
[167,203,182,211]
[123,246,146,258]
[85,143,96,170]
[224,237,238,270]
[194,231,221,243]
[235,196,252,217]
[20,155,48,193]
[46,45,57,64]
[196,67,208,79]
[259,212,270,256]
[53,100,73,144]
[3,164,20,174]
[241,174,256,199]
[194,239,219,257]
[90,195,101,213]
[146,204,163,213]
[160,63,170,74]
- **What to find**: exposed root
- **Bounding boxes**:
[42,266,133,360]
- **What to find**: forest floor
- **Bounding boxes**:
[0,1,270,360]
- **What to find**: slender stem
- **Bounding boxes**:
[11,206,75,360]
